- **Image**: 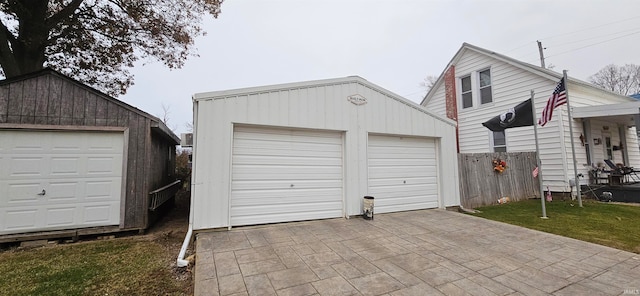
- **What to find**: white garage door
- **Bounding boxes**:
[368,134,438,213]
[0,130,124,235]
[231,126,343,226]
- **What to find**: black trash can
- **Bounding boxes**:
[363,196,374,220]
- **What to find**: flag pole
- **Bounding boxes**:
[530,90,548,218]
[563,70,582,207]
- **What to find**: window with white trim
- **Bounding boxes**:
[491,131,506,152]
[461,75,473,109]
[479,69,492,104]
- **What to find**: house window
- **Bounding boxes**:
[479,69,492,104]
[461,75,472,109]
[492,131,506,152]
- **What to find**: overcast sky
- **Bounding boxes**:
[120,0,640,135]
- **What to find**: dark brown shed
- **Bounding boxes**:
[0,69,180,242]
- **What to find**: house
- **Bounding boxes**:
[422,43,640,192]
[189,76,460,229]
[0,69,180,241]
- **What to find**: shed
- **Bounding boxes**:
[190,76,460,230]
[0,69,180,241]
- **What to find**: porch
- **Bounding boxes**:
[582,182,640,203]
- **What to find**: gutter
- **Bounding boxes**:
[177,98,199,267]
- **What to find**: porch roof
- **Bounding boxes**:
[572,101,640,126]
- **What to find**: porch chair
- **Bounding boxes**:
[603,159,640,184]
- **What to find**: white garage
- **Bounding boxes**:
[0,130,123,235]
[190,76,460,230]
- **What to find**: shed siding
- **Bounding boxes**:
[0,71,176,230]
[192,79,459,230]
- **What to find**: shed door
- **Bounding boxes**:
[231,126,343,226]
[0,130,124,235]
[367,134,438,213]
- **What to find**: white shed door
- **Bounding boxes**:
[231,126,343,226]
[368,134,438,213]
[0,130,124,235]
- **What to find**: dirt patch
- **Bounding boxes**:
[143,189,194,294]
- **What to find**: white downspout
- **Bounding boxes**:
[177,98,199,267]
[176,226,192,267]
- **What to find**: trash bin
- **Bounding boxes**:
[363,196,374,220]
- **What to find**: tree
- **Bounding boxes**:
[0,0,223,96]
[420,75,438,93]
[589,64,640,96]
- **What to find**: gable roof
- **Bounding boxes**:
[421,42,633,105]
[194,75,456,126]
[0,68,180,144]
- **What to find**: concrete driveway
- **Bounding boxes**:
[193,209,640,295]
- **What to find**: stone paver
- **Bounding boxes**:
[194,209,640,295]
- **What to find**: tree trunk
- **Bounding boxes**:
[3,0,49,77]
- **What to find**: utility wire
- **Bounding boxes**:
[546,29,640,58]
[546,26,640,49]
[540,15,640,41]
[506,15,640,54]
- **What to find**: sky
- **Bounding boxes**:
[120,0,640,135]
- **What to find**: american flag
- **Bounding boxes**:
[532,166,539,178]
[538,78,567,126]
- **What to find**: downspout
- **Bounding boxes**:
[177,98,199,267]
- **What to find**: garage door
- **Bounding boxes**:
[0,130,124,235]
[367,134,438,213]
[231,126,343,226]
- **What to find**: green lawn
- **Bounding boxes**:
[471,199,640,253]
[0,238,188,296]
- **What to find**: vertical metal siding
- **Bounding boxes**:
[191,78,460,230]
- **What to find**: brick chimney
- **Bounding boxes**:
[443,65,460,152]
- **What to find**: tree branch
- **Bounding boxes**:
[46,0,84,29]
[0,20,20,76]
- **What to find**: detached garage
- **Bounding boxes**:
[190,76,460,230]
[0,69,180,241]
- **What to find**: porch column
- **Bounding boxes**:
[618,124,630,166]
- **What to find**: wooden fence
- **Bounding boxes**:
[458,152,540,209]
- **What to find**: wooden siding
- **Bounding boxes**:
[458,152,539,209]
[0,71,177,230]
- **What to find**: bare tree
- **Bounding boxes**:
[420,75,439,93]
[589,64,640,96]
[157,103,178,131]
[160,103,171,124]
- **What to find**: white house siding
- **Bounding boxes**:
[191,77,459,230]
[425,48,576,191]
[423,45,640,192]
[425,85,446,116]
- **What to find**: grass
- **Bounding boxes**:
[471,199,640,253]
[0,238,188,296]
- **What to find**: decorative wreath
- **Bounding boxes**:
[493,158,507,173]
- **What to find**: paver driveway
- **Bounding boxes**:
[193,209,640,295]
